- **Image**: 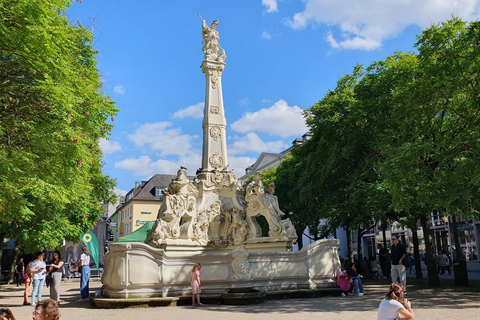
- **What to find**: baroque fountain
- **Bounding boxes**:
[100,16,340,302]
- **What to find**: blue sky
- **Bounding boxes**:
[66,0,480,195]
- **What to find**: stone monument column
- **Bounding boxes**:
[199,16,228,172]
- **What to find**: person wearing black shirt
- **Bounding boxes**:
[346,261,366,296]
[15,258,24,286]
[390,235,407,289]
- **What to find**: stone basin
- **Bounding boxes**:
[221,288,267,305]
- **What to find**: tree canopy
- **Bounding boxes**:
[273,17,480,285]
[0,0,118,251]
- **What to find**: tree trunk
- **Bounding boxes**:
[296,228,304,251]
[450,216,469,286]
[411,227,423,279]
[357,227,363,261]
[382,226,387,251]
[8,249,20,284]
[420,215,440,287]
[0,232,4,282]
[347,226,354,263]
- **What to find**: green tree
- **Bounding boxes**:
[299,65,392,262]
[0,0,118,252]
[379,18,480,286]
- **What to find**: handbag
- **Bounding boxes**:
[46,272,52,288]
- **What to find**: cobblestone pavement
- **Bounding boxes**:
[1,276,479,320]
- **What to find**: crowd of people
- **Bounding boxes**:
[9,245,92,314]
[336,234,419,319]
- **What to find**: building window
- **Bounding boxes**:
[156,188,164,196]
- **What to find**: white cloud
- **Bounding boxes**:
[228,156,258,177]
[231,99,308,138]
[114,85,125,95]
[99,138,121,154]
[172,102,204,119]
[286,0,480,50]
[127,122,197,156]
[229,132,287,155]
[239,97,250,106]
[261,31,272,39]
[262,99,271,104]
[114,188,128,196]
[115,153,202,178]
[262,0,279,13]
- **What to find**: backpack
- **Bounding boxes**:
[443,254,449,265]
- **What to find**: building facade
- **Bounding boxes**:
[111,174,184,240]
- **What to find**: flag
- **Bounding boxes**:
[80,231,100,270]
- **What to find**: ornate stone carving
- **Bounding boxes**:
[199,15,227,63]
[210,69,220,89]
[231,246,250,280]
[146,168,198,246]
[210,105,220,114]
[210,126,222,141]
[209,152,224,169]
[245,172,297,246]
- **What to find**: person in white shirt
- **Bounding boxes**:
[77,246,91,302]
[30,252,46,307]
[377,282,415,320]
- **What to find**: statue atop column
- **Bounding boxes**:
[199,14,226,62]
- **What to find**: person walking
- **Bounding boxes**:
[377,282,415,320]
[30,252,47,307]
[190,263,203,306]
[48,251,64,303]
[77,246,91,302]
[14,258,24,287]
[407,253,415,274]
[378,245,390,279]
[390,235,407,290]
[438,250,451,275]
[23,261,33,305]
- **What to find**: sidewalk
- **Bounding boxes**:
[1,277,479,320]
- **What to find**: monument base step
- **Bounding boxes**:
[93,288,342,308]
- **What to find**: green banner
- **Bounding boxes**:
[80,231,100,270]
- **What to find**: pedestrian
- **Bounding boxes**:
[30,252,47,307]
[14,258,24,287]
[378,245,390,278]
[23,261,33,305]
[336,269,353,297]
[48,251,64,303]
[0,308,16,320]
[32,299,60,320]
[390,235,407,290]
[407,253,415,274]
[346,261,365,296]
[377,282,415,320]
[435,251,442,274]
[438,250,451,275]
[77,246,91,302]
[190,262,203,306]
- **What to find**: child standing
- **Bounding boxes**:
[191,263,203,306]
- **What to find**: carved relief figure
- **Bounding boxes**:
[245,172,283,237]
[231,246,250,280]
[210,126,222,141]
[209,152,224,169]
[147,168,199,246]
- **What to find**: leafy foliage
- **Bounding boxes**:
[0,0,118,251]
